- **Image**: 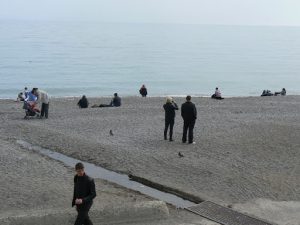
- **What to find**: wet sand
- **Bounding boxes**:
[1,96,300,224]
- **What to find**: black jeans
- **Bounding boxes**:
[40,103,49,118]
[182,120,195,143]
[164,119,174,140]
[74,205,93,225]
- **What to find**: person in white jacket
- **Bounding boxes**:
[33,88,50,119]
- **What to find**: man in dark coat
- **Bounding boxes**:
[139,85,148,97]
[181,95,197,144]
[72,163,96,225]
[77,95,89,108]
[163,97,178,141]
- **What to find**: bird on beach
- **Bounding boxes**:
[178,152,184,158]
[109,130,114,136]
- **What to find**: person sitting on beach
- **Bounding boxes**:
[261,90,274,96]
[17,92,25,101]
[17,87,30,102]
[77,95,89,108]
[211,87,224,100]
[275,88,286,96]
[99,93,121,107]
[139,85,148,97]
[163,97,178,141]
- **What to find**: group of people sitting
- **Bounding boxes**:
[261,88,286,97]
[78,93,122,108]
[62,84,291,112]
[77,84,149,109]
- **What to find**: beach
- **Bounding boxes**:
[1,96,300,224]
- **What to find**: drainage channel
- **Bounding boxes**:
[17,140,197,209]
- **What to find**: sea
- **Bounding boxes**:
[1,20,300,99]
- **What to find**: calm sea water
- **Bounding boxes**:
[1,21,300,98]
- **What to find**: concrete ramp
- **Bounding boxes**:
[0,201,169,225]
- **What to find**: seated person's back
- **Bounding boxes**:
[78,95,89,108]
[111,93,121,107]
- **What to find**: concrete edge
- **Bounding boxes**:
[129,174,206,204]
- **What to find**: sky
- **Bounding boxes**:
[1,0,300,26]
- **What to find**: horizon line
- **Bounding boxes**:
[1,18,300,28]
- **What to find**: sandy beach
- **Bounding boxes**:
[1,96,300,224]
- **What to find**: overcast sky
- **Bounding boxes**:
[1,0,300,26]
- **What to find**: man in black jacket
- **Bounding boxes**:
[77,95,89,108]
[163,97,178,141]
[181,95,197,144]
[72,163,96,225]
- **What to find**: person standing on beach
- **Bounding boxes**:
[181,95,197,144]
[33,88,50,118]
[163,97,178,141]
[72,162,96,225]
[139,84,148,97]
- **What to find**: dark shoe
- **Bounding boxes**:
[164,137,167,140]
[169,139,174,142]
[182,141,186,143]
[188,141,196,144]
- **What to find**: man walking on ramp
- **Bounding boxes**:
[72,162,96,225]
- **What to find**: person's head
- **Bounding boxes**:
[75,162,85,176]
[282,88,286,91]
[142,84,145,88]
[186,95,191,102]
[215,87,218,90]
[166,96,172,103]
[32,88,38,96]
[114,93,118,97]
[82,95,86,99]
[25,87,28,91]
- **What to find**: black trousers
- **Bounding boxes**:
[74,205,93,225]
[40,103,49,118]
[164,119,174,140]
[182,120,195,143]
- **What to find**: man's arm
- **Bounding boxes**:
[72,176,76,207]
[83,178,96,203]
[193,104,197,120]
[173,103,178,110]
